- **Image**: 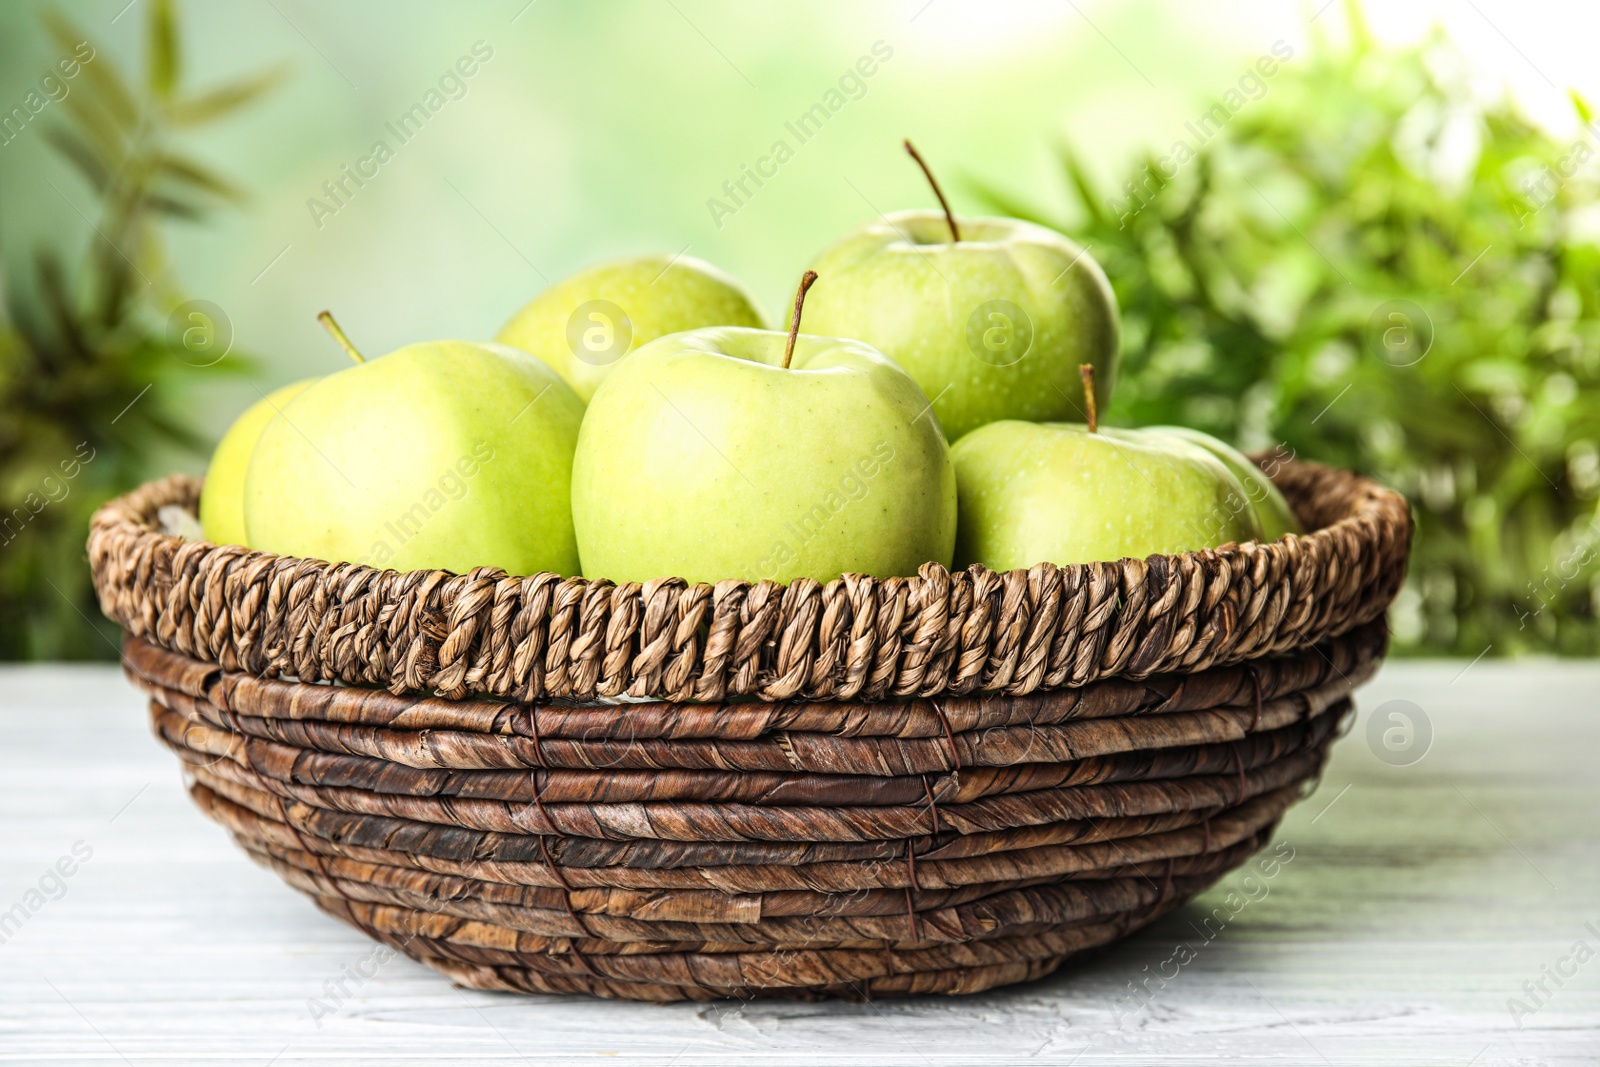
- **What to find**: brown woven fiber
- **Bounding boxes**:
[88,458,1411,1001]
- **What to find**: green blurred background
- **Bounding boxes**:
[2,0,1597,659]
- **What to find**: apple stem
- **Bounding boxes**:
[783,270,819,370]
[1078,364,1099,433]
[903,139,961,242]
[317,310,365,364]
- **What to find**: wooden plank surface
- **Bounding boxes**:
[1,660,1596,1065]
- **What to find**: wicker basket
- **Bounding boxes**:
[88,458,1411,1002]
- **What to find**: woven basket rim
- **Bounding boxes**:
[88,457,1411,703]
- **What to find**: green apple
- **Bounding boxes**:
[199,378,316,546]
[572,278,955,585]
[951,420,1263,571]
[497,254,767,403]
[245,326,585,576]
[802,208,1119,441]
[1154,426,1303,540]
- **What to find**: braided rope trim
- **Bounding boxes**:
[88,459,1410,703]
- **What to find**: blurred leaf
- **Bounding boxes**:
[147,0,179,98]
[1571,90,1595,126]
[156,153,243,202]
[961,177,1050,228]
[56,81,131,164]
[33,250,87,360]
[42,126,113,193]
[139,192,207,220]
[1056,141,1109,228]
[166,67,286,126]
[42,11,139,128]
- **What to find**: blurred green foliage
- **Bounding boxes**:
[0,0,276,658]
[979,10,1600,656]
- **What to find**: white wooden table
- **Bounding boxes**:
[1,659,1596,1065]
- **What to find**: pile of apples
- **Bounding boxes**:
[200,144,1299,585]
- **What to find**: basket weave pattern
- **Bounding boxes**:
[90,460,1409,705]
[90,459,1411,1001]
